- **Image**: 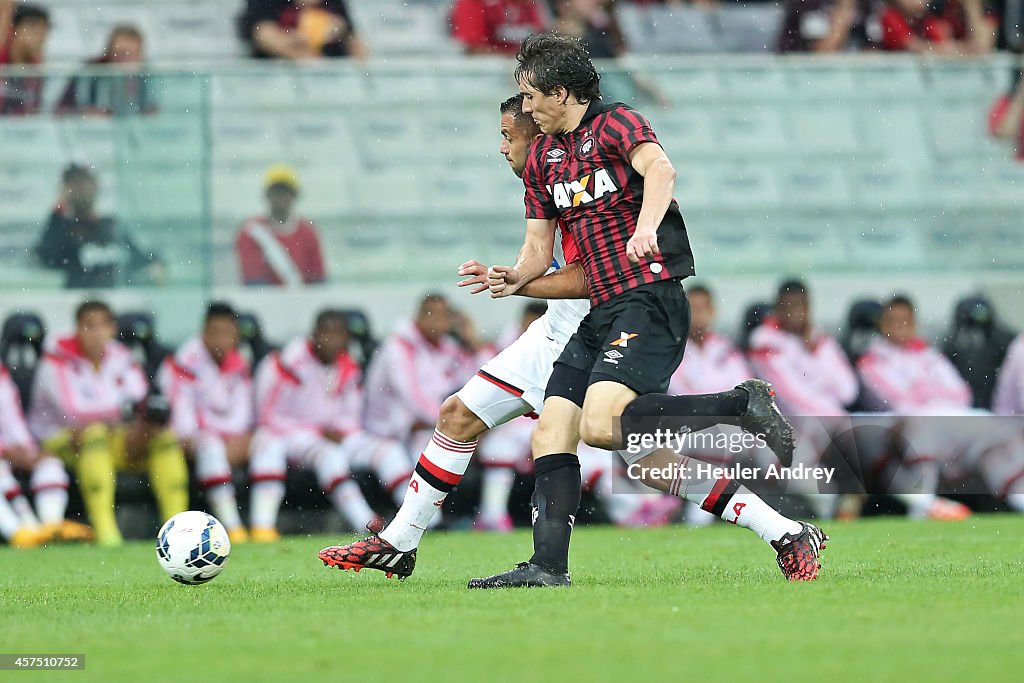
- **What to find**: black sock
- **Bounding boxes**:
[528,453,581,575]
[621,389,750,438]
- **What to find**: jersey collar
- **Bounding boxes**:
[566,99,606,135]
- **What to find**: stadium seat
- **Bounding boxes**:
[346,110,426,168]
[941,296,1017,409]
[786,107,860,155]
[852,61,927,98]
[739,301,772,351]
[211,71,297,109]
[719,65,791,100]
[847,217,927,269]
[0,117,64,166]
[848,163,924,212]
[346,0,456,55]
[776,166,853,210]
[288,161,356,217]
[613,2,654,54]
[923,62,999,98]
[59,117,117,166]
[648,109,720,159]
[282,113,360,165]
[151,2,246,62]
[650,66,724,102]
[119,165,205,222]
[117,311,170,381]
[840,299,882,363]
[706,165,780,209]
[711,106,788,156]
[121,114,204,166]
[0,168,58,224]
[43,6,86,64]
[294,69,370,107]
[713,6,785,53]
[237,312,275,369]
[211,112,285,163]
[648,7,722,54]
[773,214,851,267]
[350,168,425,215]
[785,64,860,98]
[0,312,46,408]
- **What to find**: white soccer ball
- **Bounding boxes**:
[155,511,231,585]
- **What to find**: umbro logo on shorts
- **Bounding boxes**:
[603,349,624,365]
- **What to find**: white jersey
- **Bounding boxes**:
[541,299,591,348]
[29,335,147,440]
[669,332,753,395]
[0,364,34,449]
[362,321,480,441]
[254,338,362,440]
[157,337,253,441]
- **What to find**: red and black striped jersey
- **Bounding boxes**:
[522,100,695,307]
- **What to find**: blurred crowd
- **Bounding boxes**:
[4,278,1024,547]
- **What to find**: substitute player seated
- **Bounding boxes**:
[247,310,413,541]
[158,303,252,543]
[29,301,188,547]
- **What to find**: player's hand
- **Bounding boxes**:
[322,428,345,444]
[488,265,521,298]
[626,226,660,263]
[457,260,490,295]
[3,445,38,470]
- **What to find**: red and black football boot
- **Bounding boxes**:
[737,379,795,467]
[318,531,416,581]
[771,521,829,581]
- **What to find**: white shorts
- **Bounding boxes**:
[456,316,565,429]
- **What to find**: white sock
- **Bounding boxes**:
[206,484,243,531]
[670,465,801,544]
[33,487,68,525]
[684,501,717,527]
[380,430,476,552]
[9,494,40,528]
[249,480,286,529]
[478,466,515,522]
[330,479,376,531]
[893,492,937,518]
[0,496,22,539]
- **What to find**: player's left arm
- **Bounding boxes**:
[515,262,588,299]
[626,142,676,264]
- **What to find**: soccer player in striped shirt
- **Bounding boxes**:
[470,32,826,587]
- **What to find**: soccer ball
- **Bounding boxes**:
[155,511,231,585]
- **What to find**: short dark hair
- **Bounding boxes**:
[885,294,915,314]
[776,279,808,302]
[500,93,541,137]
[688,284,712,299]
[205,302,239,325]
[418,292,447,315]
[314,309,348,331]
[523,301,548,319]
[62,164,94,184]
[76,300,113,323]
[14,4,49,27]
[515,31,601,104]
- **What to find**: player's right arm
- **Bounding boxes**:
[515,262,588,299]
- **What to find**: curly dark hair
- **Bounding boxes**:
[514,31,601,104]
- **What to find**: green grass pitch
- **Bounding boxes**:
[5,515,1023,682]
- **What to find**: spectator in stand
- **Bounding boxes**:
[450,0,550,55]
[551,0,668,103]
[247,310,414,540]
[878,0,998,54]
[988,65,1024,162]
[0,2,48,115]
[857,295,973,413]
[777,0,875,53]
[239,0,367,60]
[55,24,157,117]
[236,164,327,287]
[29,300,189,546]
[158,303,254,544]
[994,331,1024,415]
[35,165,164,289]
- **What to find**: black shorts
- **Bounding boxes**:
[545,279,690,406]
